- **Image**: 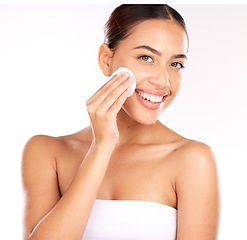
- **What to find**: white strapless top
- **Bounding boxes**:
[82,199,177,240]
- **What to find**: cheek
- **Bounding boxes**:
[135,72,146,85]
[169,71,182,91]
[111,58,122,72]
[133,68,154,85]
[111,57,138,77]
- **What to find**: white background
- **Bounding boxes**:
[0,4,246,239]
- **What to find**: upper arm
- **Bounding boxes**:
[22,135,61,239]
[175,142,220,240]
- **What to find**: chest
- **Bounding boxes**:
[57,144,177,207]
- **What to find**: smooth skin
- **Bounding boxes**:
[22,19,220,240]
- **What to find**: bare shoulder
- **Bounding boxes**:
[23,134,62,153]
[22,134,61,168]
[21,134,65,193]
[157,123,219,238]
[23,126,93,160]
[173,140,220,239]
[156,123,217,176]
[22,134,65,169]
[22,127,93,187]
[169,137,219,189]
[172,139,218,189]
[22,128,93,237]
[22,135,65,237]
[174,139,217,173]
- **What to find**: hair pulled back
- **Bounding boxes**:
[104,4,187,51]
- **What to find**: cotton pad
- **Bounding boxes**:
[109,67,136,97]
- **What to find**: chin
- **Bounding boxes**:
[122,105,159,126]
[121,92,173,125]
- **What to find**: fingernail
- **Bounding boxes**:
[123,72,130,78]
[128,76,134,81]
[116,72,122,77]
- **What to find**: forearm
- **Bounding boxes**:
[28,142,115,240]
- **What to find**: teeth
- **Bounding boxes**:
[137,92,164,103]
[155,96,161,102]
[150,95,155,102]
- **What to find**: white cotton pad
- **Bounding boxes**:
[109,67,136,97]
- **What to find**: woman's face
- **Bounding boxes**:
[110,19,188,125]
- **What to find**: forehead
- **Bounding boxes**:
[120,19,188,54]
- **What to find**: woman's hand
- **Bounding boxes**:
[86,72,134,145]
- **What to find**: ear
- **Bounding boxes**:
[98,43,114,76]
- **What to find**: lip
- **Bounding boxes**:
[135,89,168,110]
[135,89,168,97]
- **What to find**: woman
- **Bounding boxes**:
[22,4,220,240]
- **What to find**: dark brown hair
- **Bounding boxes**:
[104,4,187,51]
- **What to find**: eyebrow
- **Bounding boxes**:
[172,54,187,60]
[134,45,162,56]
[133,45,187,60]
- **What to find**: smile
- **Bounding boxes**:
[137,91,164,103]
[135,89,168,110]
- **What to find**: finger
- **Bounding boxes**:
[86,72,131,107]
[107,87,132,116]
[99,76,134,112]
[86,72,123,106]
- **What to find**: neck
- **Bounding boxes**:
[116,108,161,145]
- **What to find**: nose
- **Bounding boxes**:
[148,67,170,88]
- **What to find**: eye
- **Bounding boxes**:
[138,55,153,63]
[170,62,185,69]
